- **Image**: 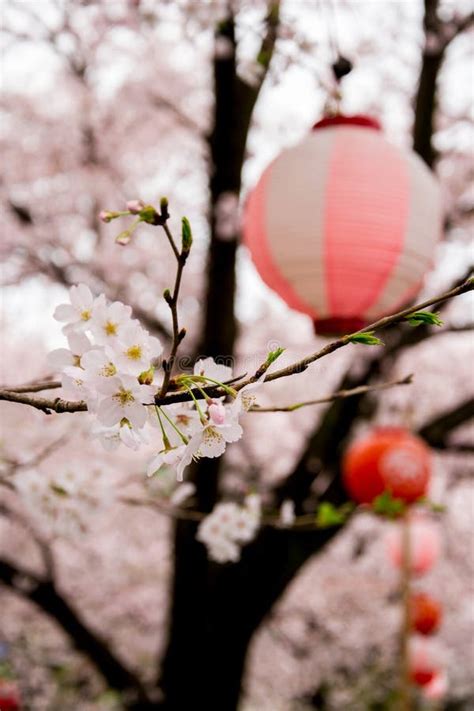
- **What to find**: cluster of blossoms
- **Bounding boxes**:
[50,284,266,485]
[16,465,111,537]
[50,283,161,448]
[197,494,262,563]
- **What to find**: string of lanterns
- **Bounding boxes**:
[342,427,447,704]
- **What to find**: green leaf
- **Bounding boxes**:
[346,331,384,346]
[405,310,443,328]
[265,347,285,365]
[417,496,446,513]
[316,501,354,528]
[372,491,406,518]
[181,217,193,252]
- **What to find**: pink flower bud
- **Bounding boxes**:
[208,400,226,425]
[126,199,145,214]
[99,210,113,223]
[115,230,131,246]
[385,516,442,575]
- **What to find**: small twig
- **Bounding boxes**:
[0,379,61,393]
[249,375,413,412]
[1,434,70,477]
[120,496,341,530]
[162,223,180,261]
[159,222,189,397]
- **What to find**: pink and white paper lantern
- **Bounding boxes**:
[244,115,443,334]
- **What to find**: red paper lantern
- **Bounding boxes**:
[408,637,443,687]
[409,592,443,635]
[385,516,441,575]
[0,681,20,711]
[342,427,431,504]
[244,115,442,334]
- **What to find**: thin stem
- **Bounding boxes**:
[249,375,413,412]
[162,223,180,261]
[160,237,187,397]
[399,515,412,711]
[180,382,206,423]
[158,406,189,445]
[154,406,171,449]
[189,375,237,398]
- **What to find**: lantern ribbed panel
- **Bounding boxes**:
[244,119,442,332]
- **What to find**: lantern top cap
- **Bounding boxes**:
[312,114,382,132]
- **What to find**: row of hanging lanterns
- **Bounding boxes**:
[342,426,447,701]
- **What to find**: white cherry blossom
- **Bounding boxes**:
[48,331,92,369]
[53,283,96,334]
[97,375,153,428]
[60,369,96,407]
[91,295,133,345]
[147,445,187,477]
[195,420,243,459]
[92,420,148,451]
[81,348,119,389]
[112,323,163,375]
[197,498,261,563]
[193,356,233,384]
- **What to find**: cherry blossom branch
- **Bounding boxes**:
[0,375,411,417]
[0,279,471,414]
[0,390,87,414]
[249,374,413,412]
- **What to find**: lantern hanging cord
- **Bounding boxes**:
[321,0,341,66]
[318,0,353,108]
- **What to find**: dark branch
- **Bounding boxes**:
[0,558,150,703]
[418,397,474,449]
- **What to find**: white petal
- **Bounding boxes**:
[125,402,147,429]
[221,422,243,443]
[81,349,108,370]
[194,357,233,382]
[200,427,227,458]
[48,348,74,369]
[75,283,93,308]
[149,336,163,358]
[147,453,164,477]
[68,331,92,355]
[98,398,123,426]
[54,304,76,322]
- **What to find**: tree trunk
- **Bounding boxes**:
[159,524,339,710]
[156,2,453,708]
